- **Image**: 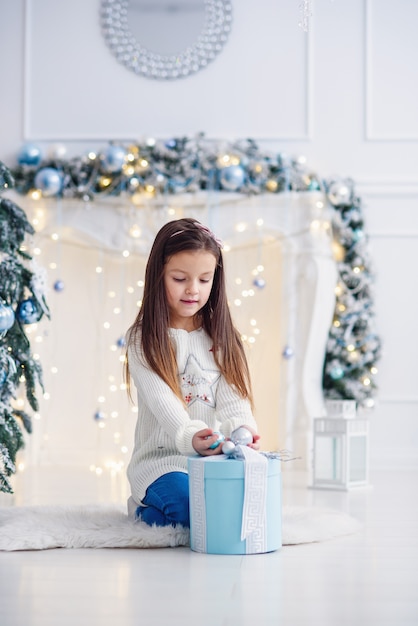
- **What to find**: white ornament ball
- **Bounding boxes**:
[48,143,67,160]
[221,441,236,456]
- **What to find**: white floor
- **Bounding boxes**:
[0,466,417,626]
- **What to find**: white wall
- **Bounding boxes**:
[0,0,417,470]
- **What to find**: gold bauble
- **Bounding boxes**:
[266,179,278,192]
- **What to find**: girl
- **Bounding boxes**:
[125,218,259,528]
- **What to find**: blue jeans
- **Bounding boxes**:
[136,472,190,528]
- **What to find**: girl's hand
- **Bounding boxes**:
[192,428,223,456]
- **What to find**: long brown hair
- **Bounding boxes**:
[125,218,253,408]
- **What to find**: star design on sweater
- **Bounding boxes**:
[180,354,220,408]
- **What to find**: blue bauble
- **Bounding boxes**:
[94,410,105,421]
[116,336,126,348]
[308,179,321,191]
[165,138,177,149]
[330,366,345,380]
[219,165,245,191]
[34,167,63,197]
[17,143,42,166]
[103,145,126,172]
[282,346,294,359]
[53,280,65,292]
[253,277,266,289]
[0,303,15,333]
[352,228,364,242]
[209,431,225,449]
[16,298,43,324]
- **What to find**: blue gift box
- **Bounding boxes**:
[188,453,282,555]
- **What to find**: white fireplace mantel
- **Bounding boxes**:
[13,190,337,470]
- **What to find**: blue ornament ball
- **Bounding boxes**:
[103,145,126,172]
[253,277,266,289]
[16,298,43,324]
[308,179,321,191]
[209,431,225,449]
[219,165,245,191]
[0,302,15,333]
[53,280,65,292]
[94,410,105,421]
[116,336,126,348]
[165,138,177,149]
[282,346,294,359]
[34,167,63,197]
[330,366,345,380]
[17,143,42,166]
[352,228,364,242]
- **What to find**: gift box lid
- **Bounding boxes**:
[188,453,281,479]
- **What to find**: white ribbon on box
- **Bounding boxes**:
[190,446,268,554]
[239,445,268,553]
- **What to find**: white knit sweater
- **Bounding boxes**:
[126,327,257,504]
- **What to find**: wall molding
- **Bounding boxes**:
[356,181,418,196]
[377,397,418,404]
[22,0,314,142]
[365,0,418,142]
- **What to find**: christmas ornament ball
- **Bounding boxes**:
[282,345,294,359]
[221,440,236,455]
[0,302,15,332]
[219,165,245,191]
[53,280,65,292]
[16,298,43,324]
[231,426,253,446]
[330,366,345,380]
[209,431,225,449]
[116,336,126,348]
[103,145,126,172]
[17,143,42,166]
[253,277,266,289]
[94,410,105,421]
[308,179,321,191]
[48,143,67,160]
[327,181,352,207]
[34,167,63,197]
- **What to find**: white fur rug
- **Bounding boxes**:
[0,504,361,551]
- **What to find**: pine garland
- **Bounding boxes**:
[323,179,381,409]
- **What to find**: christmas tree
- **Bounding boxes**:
[0,161,49,493]
[323,178,382,409]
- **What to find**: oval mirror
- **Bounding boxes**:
[100,0,233,81]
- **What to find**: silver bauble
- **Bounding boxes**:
[231,426,253,446]
[328,180,353,207]
[221,440,236,456]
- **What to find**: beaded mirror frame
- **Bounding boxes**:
[100,0,233,81]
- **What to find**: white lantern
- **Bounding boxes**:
[312,405,370,490]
